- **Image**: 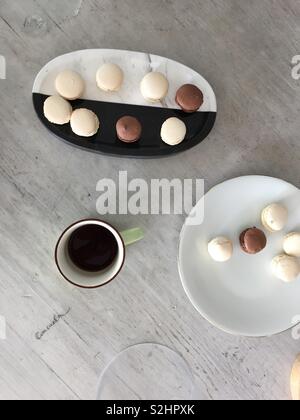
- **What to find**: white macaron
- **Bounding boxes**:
[291,355,300,401]
[283,232,300,258]
[271,254,300,283]
[261,203,288,232]
[55,70,85,100]
[208,237,233,262]
[161,117,187,146]
[70,109,99,137]
[43,95,72,125]
[140,72,169,102]
[96,63,124,92]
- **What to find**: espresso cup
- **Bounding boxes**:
[55,219,144,289]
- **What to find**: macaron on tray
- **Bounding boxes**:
[32,49,217,158]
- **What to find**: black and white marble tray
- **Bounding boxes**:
[32,49,217,158]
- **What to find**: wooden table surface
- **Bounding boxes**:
[0,0,300,400]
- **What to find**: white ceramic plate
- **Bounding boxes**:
[179,176,300,337]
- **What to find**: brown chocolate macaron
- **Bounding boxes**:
[239,228,267,255]
[176,84,204,113]
[116,116,142,143]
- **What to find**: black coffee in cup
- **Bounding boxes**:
[68,224,119,272]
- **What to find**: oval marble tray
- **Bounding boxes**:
[32,49,217,158]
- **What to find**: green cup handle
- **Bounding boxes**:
[120,228,144,247]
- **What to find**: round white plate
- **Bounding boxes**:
[179,176,300,337]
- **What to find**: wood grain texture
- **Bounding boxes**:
[0,0,300,400]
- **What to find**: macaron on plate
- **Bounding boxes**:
[32,49,217,158]
[179,176,300,337]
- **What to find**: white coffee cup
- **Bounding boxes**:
[55,219,144,289]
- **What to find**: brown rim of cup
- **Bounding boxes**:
[54,219,126,289]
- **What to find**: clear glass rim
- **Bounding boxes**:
[96,342,195,400]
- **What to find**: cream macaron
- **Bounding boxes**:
[70,109,99,137]
[43,95,72,125]
[271,254,300,283]
[161,117,187,146]
[261,203,288,232]
[208,237,233,262]
[55,70,85,100]
[291,355,300,401]
[141,72,169,102]
[283,232,300,258]
[96,63,124,92]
